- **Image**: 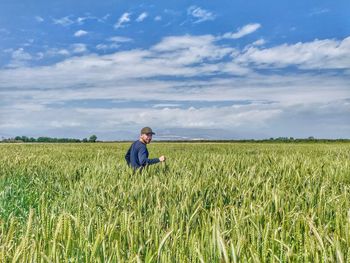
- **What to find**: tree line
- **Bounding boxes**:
[1,135,97,143]
[156,137,350,143]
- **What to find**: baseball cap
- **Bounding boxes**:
[141,127,155,135]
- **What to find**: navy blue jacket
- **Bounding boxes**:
[125,140,160,169]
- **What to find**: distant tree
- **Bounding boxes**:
[37,137,51,142]
[82,138,88,143]
[89,135,97,142]
[21,136,29,142]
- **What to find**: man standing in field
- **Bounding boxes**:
[125,127,166,170]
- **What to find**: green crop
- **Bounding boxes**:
[0,142,349,262]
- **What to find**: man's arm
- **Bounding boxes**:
[138,147,160,167]
[147,158,161,165]
[125,147,131,166]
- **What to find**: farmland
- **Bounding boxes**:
[0,142,349,262]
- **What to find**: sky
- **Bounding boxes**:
[0,0,349,140]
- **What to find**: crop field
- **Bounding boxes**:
[0,142,349,262]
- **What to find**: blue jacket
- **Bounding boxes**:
[125,140,160,169]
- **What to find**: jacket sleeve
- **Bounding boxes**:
[138,147,160,166]
[125,147,131,166]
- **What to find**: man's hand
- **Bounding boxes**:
[159,156,166,162]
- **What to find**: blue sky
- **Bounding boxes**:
[0,0,349,140]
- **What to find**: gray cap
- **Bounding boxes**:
[141,127,155,135]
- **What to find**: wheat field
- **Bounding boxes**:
[0,142,349,262]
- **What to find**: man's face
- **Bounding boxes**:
[141,133,153,144]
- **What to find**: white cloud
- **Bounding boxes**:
[53,16,75,27]
[152,104,181,108]
[108,36,133,43]
[8,48,33,68]
[74,30,88,37]
[96,43,119,51]
[309,8,330,16]
[35,16,44,23]
[152,34,215,51]
[237,37,350,69]
[95,36,132,51]
[36,52,44,60]
[151,35,237,68]
[252,39,266,46]
[96,44,109,50]
[76,17,87,24]
[76,15,109,25]
[22,39,34,47]
[47,48,70,57]
[136,12,148,22]
[154,16,162,21]
[187,6,215,23]
[223,23,261,39]
[114,12,131,29]
[72,44,88,53]
[30,48,70,60]
[52,15,108,27]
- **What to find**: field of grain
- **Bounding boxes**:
[0,142,349,262]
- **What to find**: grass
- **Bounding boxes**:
[0,142,349,262]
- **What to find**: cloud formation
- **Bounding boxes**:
[71,43,88,53]
[53,16,75,27]
[223,23,261,39]
[108,36,133,43]
[154,16,162,21]
[237,37,350,69]
[8,48,33,68]
[35,16,44,23]
[114,13,131,29]
[53,15,109,27]
[96,43,119,51]
[309,8,330,16]
[136,12,148,22]
[187,6,215,23]
[74,30,88,37]
[95,36,132,51]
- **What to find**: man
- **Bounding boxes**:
[125,127,166,170]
